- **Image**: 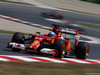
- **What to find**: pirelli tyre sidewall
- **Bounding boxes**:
[11,32,25,52]
[53,39,66,58]
[75,42,90,59]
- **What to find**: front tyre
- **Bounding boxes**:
[53,39,66,58]
[75,42,90,59]
[11,32,25,52]
[12,32,25,44]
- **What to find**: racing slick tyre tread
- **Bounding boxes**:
[53,39,66,58]
[11,32,25,52]
[58,16,63,19]
[75,42,90,59]
[12,32,25,44]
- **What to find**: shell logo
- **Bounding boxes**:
[34,40,39,43]
[31,40,39,45]
[67,42,71,50]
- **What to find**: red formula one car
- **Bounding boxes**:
[41,10,63,19]
[7,24,90,59]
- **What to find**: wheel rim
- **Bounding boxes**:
[62,42,66,57]
[63,50,65,55]
[85,44,89,59]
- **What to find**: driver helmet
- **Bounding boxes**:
[48,31,55,37]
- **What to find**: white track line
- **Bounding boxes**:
[0,55,100,64]
[63,58,90,64]
[87,59,100,63]
[7,56,40,62]
[34,57,66,63]
[0,58,10,61]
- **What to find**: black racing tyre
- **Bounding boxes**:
[12,48,21,52]
[12,32,25,44]
[58,16,63,19]
[75,42,90,59]
[11,32,25,52]
[53,39,66,58]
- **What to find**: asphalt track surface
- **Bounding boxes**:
[0,2,100,59]
[0,2,100,38]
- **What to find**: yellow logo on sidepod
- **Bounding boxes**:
[31,40,39,45]
[67,42,71,50]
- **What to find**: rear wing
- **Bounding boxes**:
[60,28,80,46]
[52,24,80,46]
[61,28,80,46]
[60,28,77,35]
[52,24,80,35]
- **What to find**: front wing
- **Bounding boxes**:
[7,42,58,56]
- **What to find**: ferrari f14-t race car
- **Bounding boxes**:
[7,24,90,59]
[41,10,63,19]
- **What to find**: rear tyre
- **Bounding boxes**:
[53,39,66,58]
[75,42,90,59]
[11,32,25,52]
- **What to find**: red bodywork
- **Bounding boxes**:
[7,25,80,57]
[24,26,80,56]
[25,32,71,56]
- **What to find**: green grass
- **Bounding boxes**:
[0,0,35,6]
[0,61,100,75]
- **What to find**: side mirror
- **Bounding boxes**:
[36,32,40,35]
